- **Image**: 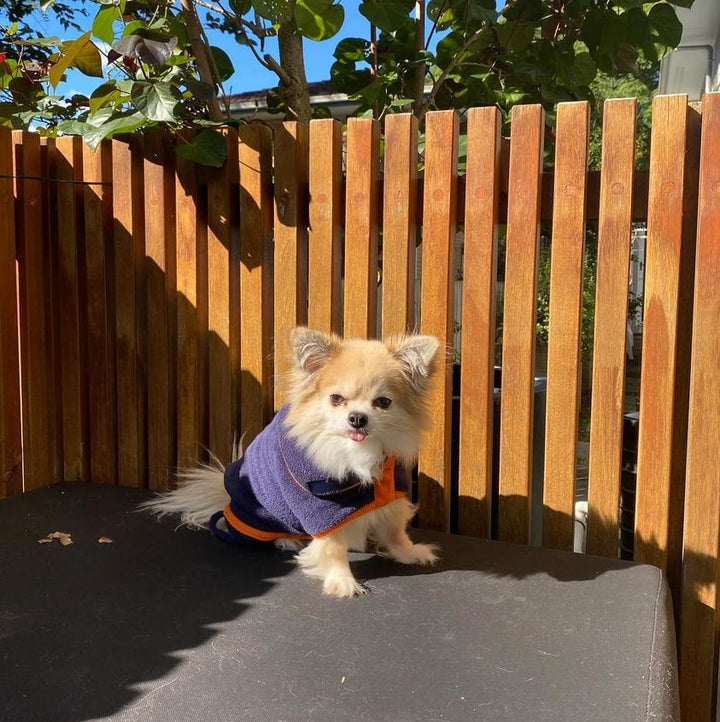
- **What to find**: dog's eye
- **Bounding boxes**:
[329,394,345,406]
[373,396,392,410]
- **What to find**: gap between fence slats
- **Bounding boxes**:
[206,129,238,464]
[635,95,695,589]
[14,131,54,491]
[83,141,117,484]
[381,114,417,339]
[308,119,343,335]
[112,136,145,487]
[273,122,308,408]
[0,128,21,498]
[239,125,274,444]
[586,98,637,557]
[679,91,720,722]
[55,137,88,482]
[417,110,459,532]
[542,101,590,550]
[343,118,380,339]
[457,106,501,538]
[497,105,545,545]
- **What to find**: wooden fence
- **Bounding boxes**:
[1,94,719,722]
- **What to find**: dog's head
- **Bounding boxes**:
[283,327,441,483]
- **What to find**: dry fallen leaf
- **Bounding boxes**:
[98,537,113,544]
[38,531,73,545]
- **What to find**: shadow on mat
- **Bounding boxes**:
[0,483,296,722]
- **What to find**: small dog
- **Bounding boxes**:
[142,327,441,597]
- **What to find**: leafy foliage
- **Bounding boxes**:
[0,0,693,164]
[330,0,691,122]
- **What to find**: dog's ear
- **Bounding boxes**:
[290,327,340,375]
[389,335,441,392]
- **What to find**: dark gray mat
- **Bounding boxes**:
[0,483,678,721]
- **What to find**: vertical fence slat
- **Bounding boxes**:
[635,95,692,579]
[83,141,116,484]
[206,129,238,463]
[55,136,88,481]
[143,133,175,490]
[457,106,501,538]
[0,128,21,497]
[175,148,204,469]
[273,122,309,408]
[497,105,545,544]
[239,125,274,443]
[14,131,54,490]
[417,110,459,532]
[112,137,146,487]
[587,99,637,557]
[308,119,343,334]
[381,113,417,339]
[542,101,590,550]
[343,118,380,339]
[680,91,720,722]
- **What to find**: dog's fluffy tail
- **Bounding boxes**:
[139,455,230,529]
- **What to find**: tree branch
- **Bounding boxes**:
[178,0,224,121]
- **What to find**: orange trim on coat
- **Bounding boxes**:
[222,457,407,542]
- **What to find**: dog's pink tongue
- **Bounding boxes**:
[349,430,367,442]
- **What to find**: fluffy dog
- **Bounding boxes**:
[141,327,441,597]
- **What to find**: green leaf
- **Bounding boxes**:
[92,5,118,45]
[210,46,234,81]
[648,3,682,49]
[295,0,344,41]
[83,113,145,148]
[176,129,228,167]
[131,81,179,122]
[359,1,411,33]
[62,37,103,78]
[252,0,293,23]
[49,31,94,88]
[89,82,120,114]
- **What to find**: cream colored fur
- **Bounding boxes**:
[141,327,441,598]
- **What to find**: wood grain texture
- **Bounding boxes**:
[308,119,343,334]
[541,102,590,550]
[381,114,417,339]
[343,118,380,339]
[635,95,690,576]
[273,122,308,408]
[83,141,116,484]
[54,136,88,481]
[586,99,637,557]
[175,146,204,469]
[112,137,146,487]
[206,129,237,464]
[497,105,545,544]
[14,131,54,490]
[457,106,501,538]
[679,91,720,722]
[417,110,459,532]
[0,128,21,497]
[239,125,274,443]
[143,132,176,490]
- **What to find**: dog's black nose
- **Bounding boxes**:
[348,412,368,429]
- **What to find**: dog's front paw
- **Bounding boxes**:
[323,572,367,598]
[385,542,439,566]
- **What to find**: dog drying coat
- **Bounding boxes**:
[209,405,411,543]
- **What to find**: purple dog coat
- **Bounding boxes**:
[209,405,411,543]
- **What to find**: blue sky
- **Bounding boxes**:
[4,0,374,96]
